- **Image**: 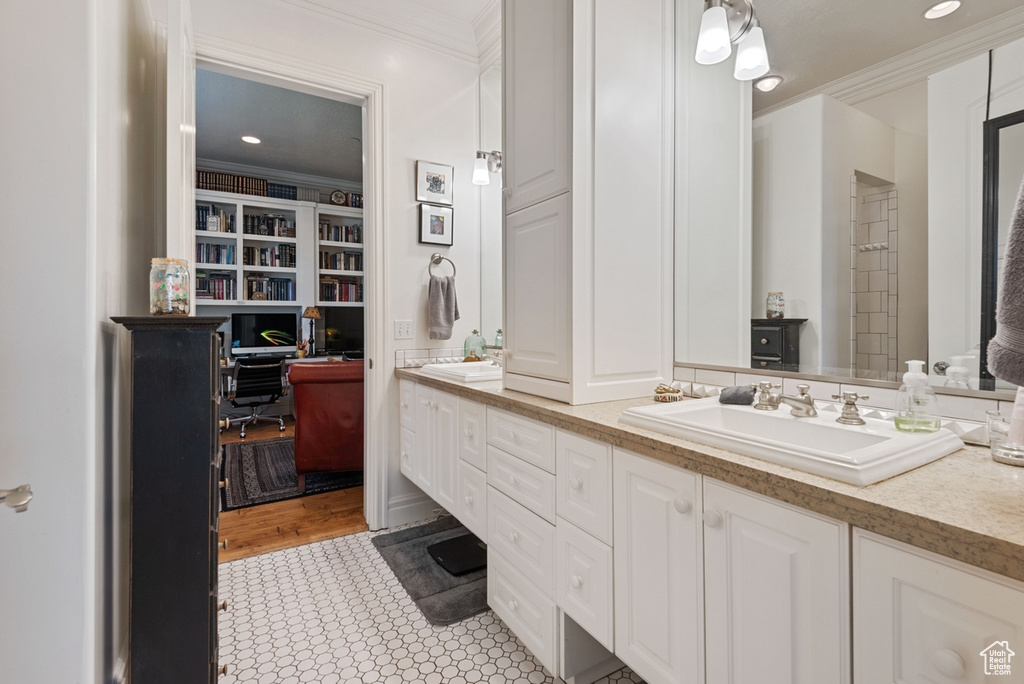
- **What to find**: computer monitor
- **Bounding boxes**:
[230,312,298,356]
[322,306,364,357]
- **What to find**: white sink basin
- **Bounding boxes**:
[419,361,503,383]
[620,397,964,486]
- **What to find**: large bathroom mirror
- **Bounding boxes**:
[479,59,503,345]
[980,107,1024,388]
[679,2,1024,395]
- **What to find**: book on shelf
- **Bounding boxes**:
[196,242,236,265]
[195,204,236,233]
[317,219,363,244]
[195,271,237,301]
[319,275,363,303]
[243,244,296,268]
[245,273,296,301]
[243,213,296,238]
[196,170,268,196]
[318,250,363,271]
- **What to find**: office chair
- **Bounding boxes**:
[221,356,289,438]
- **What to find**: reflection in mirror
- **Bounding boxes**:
[479,60,503,346]
[981,108,1024,389]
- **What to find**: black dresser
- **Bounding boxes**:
[113,316,227,683]
[751,318,807,371]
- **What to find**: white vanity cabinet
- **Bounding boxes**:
[703,480,850,684]
[613,448,704,684]
[853,529,1024,684]
[457,398,488,541]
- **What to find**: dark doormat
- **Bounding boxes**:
[220,437,363,510]
[372,515,488,625]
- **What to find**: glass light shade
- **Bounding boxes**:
[733,26,770,81]
[695,6,732,65]
[924,1,960,19]
[472,155,489,185]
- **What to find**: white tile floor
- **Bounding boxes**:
[218,523,645,684]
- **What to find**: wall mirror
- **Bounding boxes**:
[980,107,1024,388]
[678,4,1024,396]
[479,59,503,345]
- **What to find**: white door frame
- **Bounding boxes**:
[194,41,389,530]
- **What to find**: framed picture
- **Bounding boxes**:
[419,203,454,246]
[416,160,454,205]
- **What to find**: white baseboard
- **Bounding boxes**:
[386,492,436,528]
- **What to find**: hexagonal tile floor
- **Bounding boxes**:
[217,521,646,683]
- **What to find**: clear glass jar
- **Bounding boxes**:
[766,291,785,319]
[494,328,503,348]
[150,257,190,315]
[464,329,486,360]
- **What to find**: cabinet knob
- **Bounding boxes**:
[508,431,518,441]
[218,664,229,676]
[759,361,768,367]
[507,531,520,544]
[570,574,583,589]
[219,478,229,490]
[760,338,768,345]
[219,539,228,549]
[401,451,409,461]
[464,428,473,439]
[569,476,583,491]
[508,474,519,486]
[400,401,408,409]
[932,649,965,679]
[218,599,228,612]
[464,495,473,506]
[503,188,512,198]
[703,510,723,528]
[673,498,692,515]
[508,599,519,612]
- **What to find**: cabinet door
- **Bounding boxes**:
[459,398,487,472]
[854,529,1024,684]
[703,480,850,684]
[505,193,571,383]
[556,431,613,545]
[503,0,571,214]
[432,389,459,514]
[457,462,488,542]
[411,384,434,495]
[613,449,703,684]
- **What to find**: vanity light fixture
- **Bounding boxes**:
[472,150,502,186]
[924,1,961,19]
[694,0,770,81]
[241,135,261,144]
[754,74,783,92]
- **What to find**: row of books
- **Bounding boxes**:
[319,250,363,271]
[246,274,296,301]
[196,205,236,233]
[267,182,298,200]
[318,220,363,244]
[196,242,236,265]
[197,170,267,196]
[195,272,237,300]
[319,276,362,302]
[243,245,296,268]
[333,192,364,208]
[242,213,296,238]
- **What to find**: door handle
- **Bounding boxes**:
[1,484,33,513]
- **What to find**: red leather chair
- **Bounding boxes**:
[288,360,364,493]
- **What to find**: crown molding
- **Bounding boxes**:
[197,157,362,193]
[270,0,482,65]
[757,6,1024,117]
[474,0,502,68]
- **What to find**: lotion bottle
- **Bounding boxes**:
[894,360,941,433]
[943,355,971,389]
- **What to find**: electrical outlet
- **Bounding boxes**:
[394,319,413,340]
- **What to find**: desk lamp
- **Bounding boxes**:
[301,306,321,357]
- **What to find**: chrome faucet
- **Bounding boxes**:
[778,384,818,418]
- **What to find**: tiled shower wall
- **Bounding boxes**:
[850,177,899,380]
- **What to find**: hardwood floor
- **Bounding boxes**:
[217,416,368,563]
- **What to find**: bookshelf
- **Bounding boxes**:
[316,207,365,307]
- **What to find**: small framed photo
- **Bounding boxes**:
[416,160,454,205]
[419,203,454,246]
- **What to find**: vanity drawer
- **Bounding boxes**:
[488,488,555,596]
[488,549,558,676]
[751,326,782,356]
[399,379,415,430]
[457,461,488,543]
[556,431,613,545]
[488,445,557,522]
[487,407,556,473]
[751,356,784,370]
[556,519,614,651]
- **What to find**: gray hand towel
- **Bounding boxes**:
[989,174,1024,385]
[428,275,460,340]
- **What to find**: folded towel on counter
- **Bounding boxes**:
[989,174,1024,385]
[719,385,756,405]
[428,275,460,340]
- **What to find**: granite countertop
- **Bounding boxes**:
[396,367,1024,582]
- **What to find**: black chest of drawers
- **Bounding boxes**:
[751,318,807,372]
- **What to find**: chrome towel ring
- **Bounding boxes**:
[429,253,456,277]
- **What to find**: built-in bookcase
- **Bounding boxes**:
[316,207,365,307]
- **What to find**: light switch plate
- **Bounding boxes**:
[394,319,413,340]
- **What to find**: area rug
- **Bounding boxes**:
[220,437,363,510]
[372,516,488,626]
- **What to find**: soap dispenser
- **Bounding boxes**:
[943,355,972,389]
[894,360,941,433]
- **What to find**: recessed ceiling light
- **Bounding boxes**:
[924,1,961,19]
[754,75,784,92]
[241,135,261,144]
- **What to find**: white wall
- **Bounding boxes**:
[0,0,160,680]
[187,0,484,523]
[929,35,1024,375]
